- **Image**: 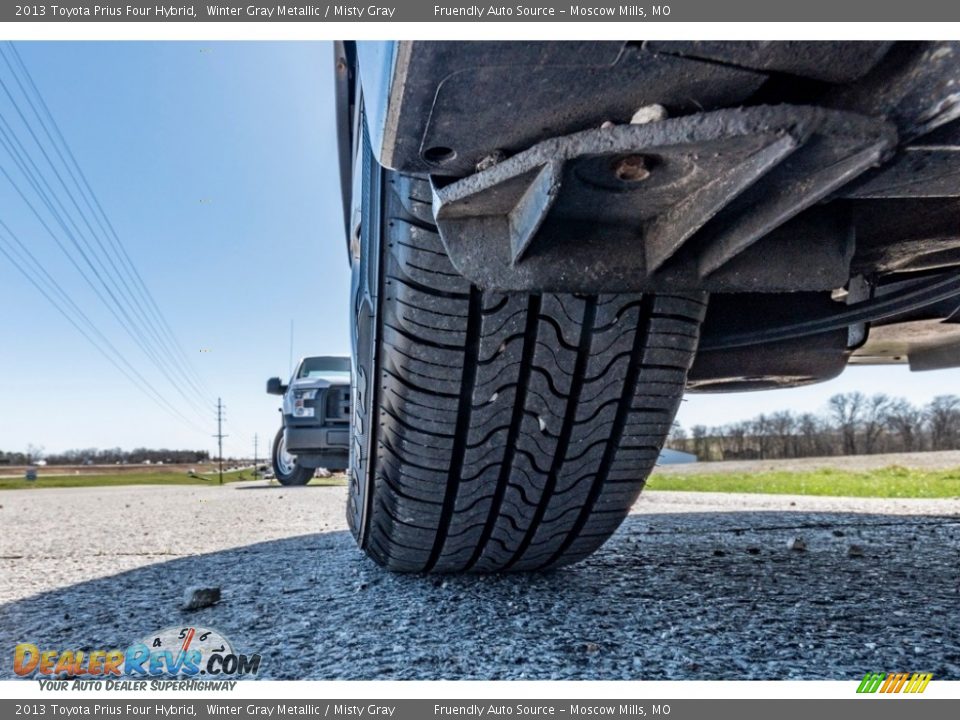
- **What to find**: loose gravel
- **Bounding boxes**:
[1,482,958,680]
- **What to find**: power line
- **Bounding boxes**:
[0,223,210,436]
[0,137,213,424]
[0,47,217,426]
[0,45,273,455]
[3,42,219,407]
[0,90,214,418]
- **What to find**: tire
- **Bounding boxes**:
[272,428,314,486]
[348,148,707,573]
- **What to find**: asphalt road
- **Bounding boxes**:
[1,482,958,680]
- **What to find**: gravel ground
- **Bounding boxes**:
[1,482,958,680]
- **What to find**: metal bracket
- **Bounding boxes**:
[699,271,960,351]
[431,105,897,293]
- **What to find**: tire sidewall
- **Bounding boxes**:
[347,122,384,545]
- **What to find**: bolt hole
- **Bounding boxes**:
[423,146,457,165]
[613,154,655,182]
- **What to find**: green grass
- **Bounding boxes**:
[647,465,960,498]
[0,470,347,490]
[5,464,954,498]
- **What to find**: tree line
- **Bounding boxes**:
[0,447,211,466]
[667,393,960,461]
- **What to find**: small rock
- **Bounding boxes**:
[181,586,220,611]
[713,549,725,557]
[630,104,668,125]
[786,537,807,552]
[832,529,845,537]
[600,120,616,129]
[316,468,332,478]
[848,544,865,558]
[789,501,797,507]
[746,546,761,555]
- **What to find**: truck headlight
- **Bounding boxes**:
[294,389,318,400]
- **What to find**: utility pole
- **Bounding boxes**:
[253,433,259,481]
[213,398,228,485]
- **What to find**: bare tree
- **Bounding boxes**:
[726,421,751,459]
[769,411,797,458]
[691,424,709,460]
[664,392,955,463]
[885,399,924,452]
[666,423,688,451]
[862,394,893,454]
[796,412,832,457]
[752,414,773,459]
[829,392,864,455]
[928,395,960,450]
[25,444,45,464]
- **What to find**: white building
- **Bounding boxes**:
[658,448,698,464]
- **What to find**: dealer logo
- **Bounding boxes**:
[857,672,932,694]
[13,626,261,679]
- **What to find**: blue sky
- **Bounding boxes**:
[0,41,957,458]
[0,41,347,457]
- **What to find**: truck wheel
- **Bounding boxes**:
[348,144,707,573]
[272,428,314,486]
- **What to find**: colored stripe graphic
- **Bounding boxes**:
[857,671,931,693]
[857,672,885,693]
[905,673,933,693]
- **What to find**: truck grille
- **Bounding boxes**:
[325,385,351,422]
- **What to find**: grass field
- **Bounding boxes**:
[2,463,956,498]
[0,470,347,490]
[648,465,960,498]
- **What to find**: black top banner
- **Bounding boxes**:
[4,0,960,22]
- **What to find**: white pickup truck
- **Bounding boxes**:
[265,356,350,485]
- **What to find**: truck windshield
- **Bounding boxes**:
[297,357,350,378]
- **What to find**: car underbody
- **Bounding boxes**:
[348,40,960,392]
